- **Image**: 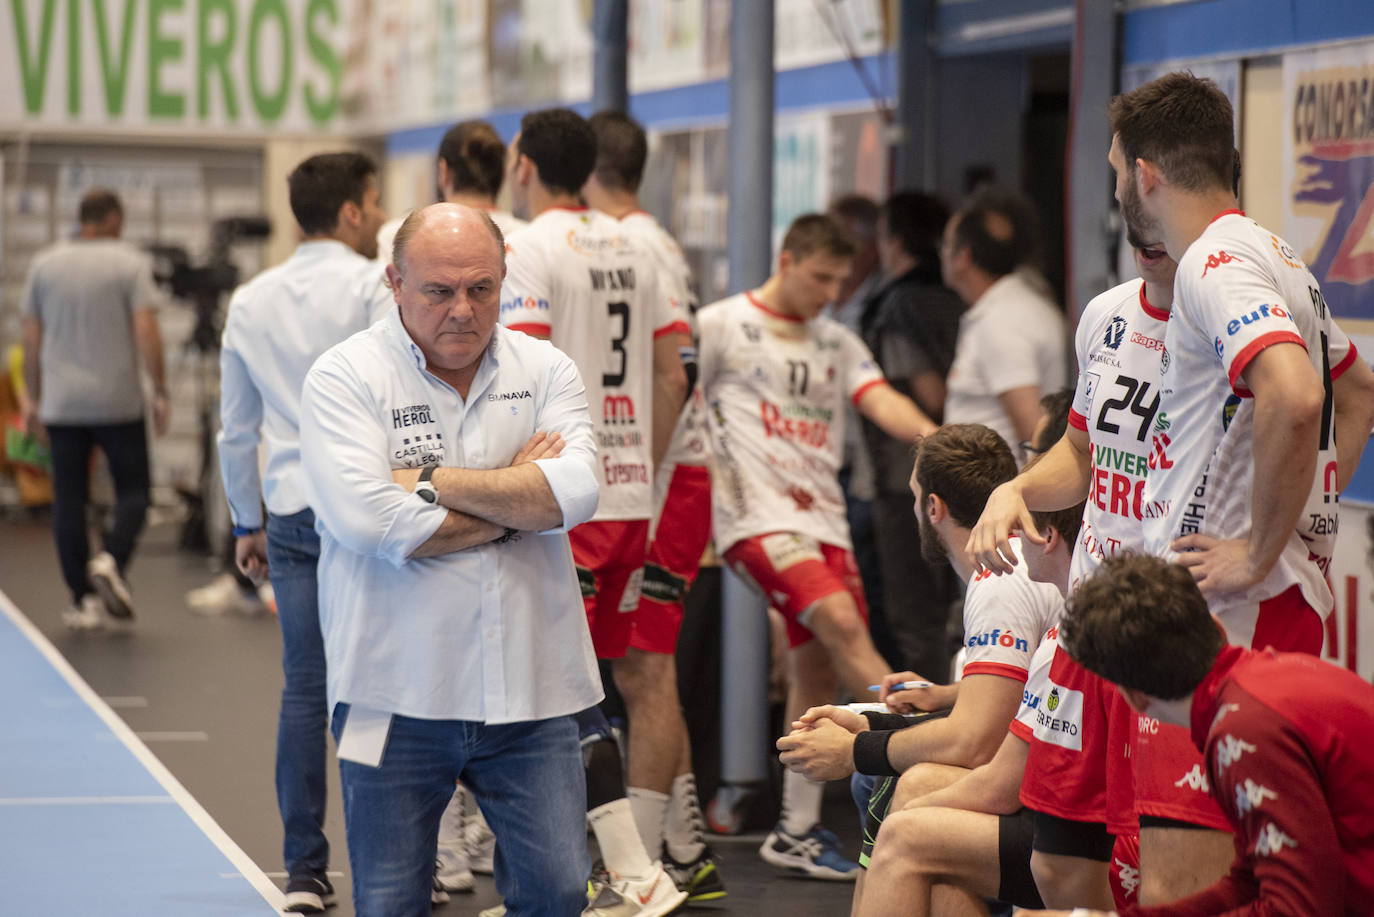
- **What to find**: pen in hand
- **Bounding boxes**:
[868,680,934,692]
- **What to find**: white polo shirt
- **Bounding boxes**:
[299,311,602,723]
[944,271,1068,452]
[218,240,393,529]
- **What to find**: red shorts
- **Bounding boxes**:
[723,532,867,647]
[1133,584,1321,830]
[1109,832,1141,913]
[1019,648,1132,827]
[630,465,712,655]
[571,519,650,659]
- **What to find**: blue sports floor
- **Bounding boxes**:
[0,588,283,915]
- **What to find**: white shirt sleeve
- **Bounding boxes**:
[500,234,555,336]
[651,266,690,338]
[960,569,1053,683]
[1178,250,1306,392]
[841,327,886,404]
[217,299,265,530]
[299,353,447,568]
[530,347,600,532]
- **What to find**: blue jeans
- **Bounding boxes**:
[332,704,588,917]
[265,509,329,879]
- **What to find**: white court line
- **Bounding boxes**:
[102,695,149,708]
[0,587,285,911]
[0,795,175,805]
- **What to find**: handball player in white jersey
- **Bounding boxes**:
[698,213,937,878]
[582,110,725,902]
[500,107,690,917]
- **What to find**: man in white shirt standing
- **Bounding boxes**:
[500,107,689,915]
[940,188,1067,454]
[217,152,390,913]
[298,204,603,917]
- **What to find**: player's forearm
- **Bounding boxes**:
[908,754,1022,815]
[1014,430,1092,511]
[1331,360,1374,492]
[887,716,996,773]
[431,463,564,531]
[1249,388,1320,575]
[863,387,937,441]
[409,509,507,558]
[651,359,688,469]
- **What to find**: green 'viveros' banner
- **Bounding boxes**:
[2,0,350,133]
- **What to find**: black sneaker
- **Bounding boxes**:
[284,875,337,913]
[663,846,727,902]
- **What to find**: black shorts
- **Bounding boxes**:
[997,808,1044,908]
[1030,808,1115,861]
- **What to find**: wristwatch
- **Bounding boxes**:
[414,464,439,504]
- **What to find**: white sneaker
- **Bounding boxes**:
[610,863,687,917]
[186,572,264,617]
[581,880,639,916]
[435,786,474,892]
[62,594,106,631]
[466,804,496,874]
[758,822,860,881]
[87,551,134,619]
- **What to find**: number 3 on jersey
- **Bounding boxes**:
[605,301,629,387]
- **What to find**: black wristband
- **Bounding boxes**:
[852,729,899,776]
[418,463,437,483]
[861,710,914,731]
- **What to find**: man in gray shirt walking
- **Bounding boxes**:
[20,189,168,629]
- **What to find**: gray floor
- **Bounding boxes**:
[0,513,862,916]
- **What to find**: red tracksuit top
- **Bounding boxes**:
[1135,644,1374,915]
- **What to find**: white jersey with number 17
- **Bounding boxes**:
[500,206,689,521]
[698,292,887,553]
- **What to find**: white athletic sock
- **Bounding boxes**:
[588,798,655,879]
[779,770,824,836]
[627,786,670,855]
[664,773,708,863]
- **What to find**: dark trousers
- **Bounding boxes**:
[871,490,957,683]
[46,420,150,604]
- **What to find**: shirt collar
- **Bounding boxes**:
[1189,643,1247,749]
[294,238,358,259]
[383,307,502,388]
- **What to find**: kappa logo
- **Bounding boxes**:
[1201,250,1244,277]
[1210,702,1241,731]
[1104,316,1128,350]
[1174,764,1210,793]
[1235,778,1277,816]
[1114,858,1140,900]
[1215,734,1258,773]
[1254,822,1298,857]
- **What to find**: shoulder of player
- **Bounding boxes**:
[1080,278,1144,328]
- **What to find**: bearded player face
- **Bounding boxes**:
[910,471,949,566]
[1109,133,1162,251]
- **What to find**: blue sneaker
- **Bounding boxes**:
[758,822,860,881]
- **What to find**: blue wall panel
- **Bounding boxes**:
[1124,0,1374,65]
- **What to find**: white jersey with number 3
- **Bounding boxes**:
[1143,211,1360,633]
[501,206,688,521]
[699,292,886,553]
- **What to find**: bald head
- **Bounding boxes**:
[392,202,506,276]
